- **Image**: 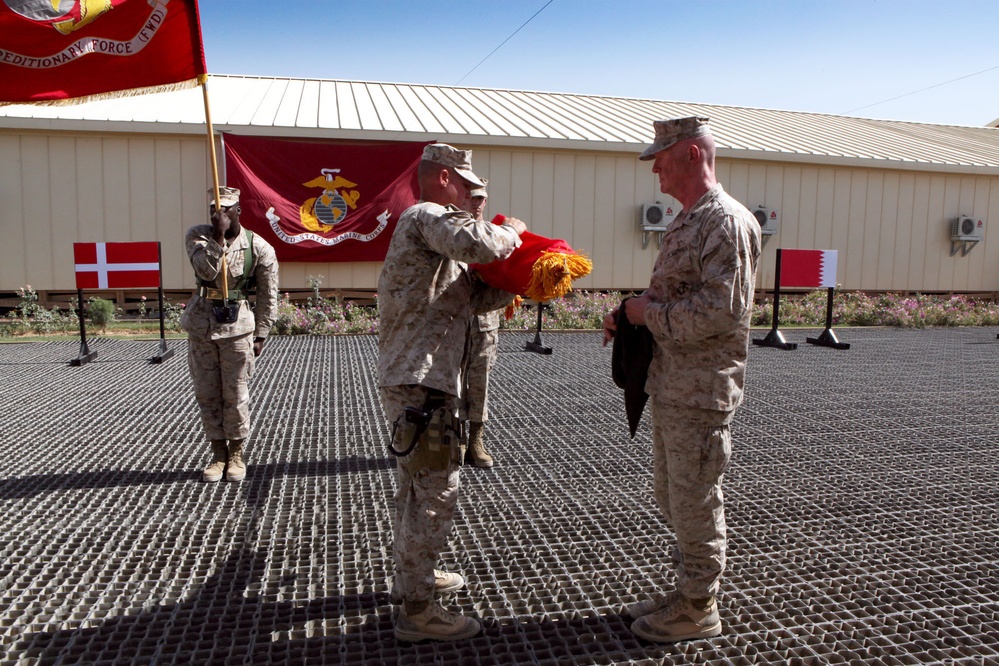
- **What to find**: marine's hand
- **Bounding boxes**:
[601,307,618,347]
[504,217,527,236]
[210,209,230,244]
[253,338,265,357]
[625,294,651,326]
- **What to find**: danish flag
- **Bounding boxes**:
[74,242,161,289]
[779,249,838,289]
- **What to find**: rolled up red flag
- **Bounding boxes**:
[470,215,593,302]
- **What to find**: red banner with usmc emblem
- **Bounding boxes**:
[0,0,206,104]
[224,134,426,262]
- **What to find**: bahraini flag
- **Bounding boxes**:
[0,0,206,104]
[779,249,838,289]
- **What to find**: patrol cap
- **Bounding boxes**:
[208,186,240,207]
[422,143,485,187]
[469,177,488,198]
[638,116,711,161]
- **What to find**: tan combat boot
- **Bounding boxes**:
[395,600,481,642]
[630,593,722,643]
[226,439,246,481]
[203,440,228,482]
[464,421,493,468]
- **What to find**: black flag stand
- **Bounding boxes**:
[525,302,553,355]
[806,287,850,349]
[753,249,797,350]
[150,242,174,364]
[70,288,97,366]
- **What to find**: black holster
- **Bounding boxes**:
[212,301,241,323]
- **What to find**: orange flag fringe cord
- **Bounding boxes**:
[525,250,593,302]
[472,215,594,307]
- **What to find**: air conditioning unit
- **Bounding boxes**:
[641,203,674,231]
[951,215,984,241]
[639,203,675,249]
[753,206,779,235]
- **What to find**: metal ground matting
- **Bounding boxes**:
[1,328,998,665]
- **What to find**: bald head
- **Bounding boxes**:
[692,133,716,168]
[650,133,718,209]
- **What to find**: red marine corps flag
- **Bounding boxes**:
[0,0,206,104]
[224,134,426,262]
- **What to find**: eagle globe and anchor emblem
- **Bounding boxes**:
[299,168,360,234]
[266,166,395,247]
[5,0,116,35]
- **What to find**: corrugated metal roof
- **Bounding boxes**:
[3,73,999,173]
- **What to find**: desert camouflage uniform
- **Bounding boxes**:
[378,201,519,607]
[461,309,501,422]
[181,225,279,440]
[641,183,760,599]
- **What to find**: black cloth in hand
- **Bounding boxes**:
[611,298,655,438]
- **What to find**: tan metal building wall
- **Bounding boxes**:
[1,128,210,294]
[2,127,998,294]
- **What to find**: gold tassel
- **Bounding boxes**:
[504,295,524,320]
[525,251,593,302]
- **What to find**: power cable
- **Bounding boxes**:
[840,64,999,115]
[455,0,555,86]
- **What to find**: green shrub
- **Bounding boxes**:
[87,297,117,330]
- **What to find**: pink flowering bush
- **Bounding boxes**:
[8,284,999,338]
[753,290,999,329]
[271,292,379,336]
[502,291,624,330]
[266,288,999,337]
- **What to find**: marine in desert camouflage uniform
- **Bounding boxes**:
[603,117,761,643]
[181,186,279,483]
[378,144,526,642]
[459,181,502,468]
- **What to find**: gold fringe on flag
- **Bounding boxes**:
[0,76,204,108]
[524,251,593,302]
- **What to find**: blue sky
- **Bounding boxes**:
[199,0,999,127]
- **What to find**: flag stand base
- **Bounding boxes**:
[70,288,98,366]
[150,339,175,364]
[149,282,174,364]
[525,335,553,355]
[753,328,798,350]
[525,302,553,355]
[806,288,849,349]
[807,328,850,350]
[70,340,97,366]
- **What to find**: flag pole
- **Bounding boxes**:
[201,75,222,214]
[200,76,230,301]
